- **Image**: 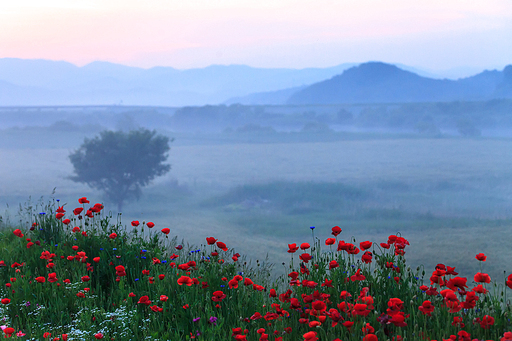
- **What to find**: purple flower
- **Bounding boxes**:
[193,317,200,322]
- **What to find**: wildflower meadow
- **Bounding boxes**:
[1,196,512,341]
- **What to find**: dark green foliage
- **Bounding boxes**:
[69,129,172,212]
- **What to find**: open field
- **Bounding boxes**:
[2,132,512,282]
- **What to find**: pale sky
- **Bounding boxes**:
[1,0,511,71]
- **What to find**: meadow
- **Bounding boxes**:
[2,129,512,282]
[0,196,512,340]
[3,128,512,334]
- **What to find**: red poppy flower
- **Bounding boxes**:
[177,276,194,286]
[418,300,434,316]
[331,226,342,236]
[308,321,322,328]
[62,219,71,225]
[78,197,90,204]
[362,334,378,341]
[502,332,512,341]
[150,305,163,312]
[360,241,372,250]
[325,238,336,245]
[3,327,15,337]
[73,207,83,215]
[507,274,512,289]
[212,290,226,302]
[1,298,10,304]
[206,237,217,245]
[329,260,339,269]
[287,243,299,253]
[160,295,168,301]
[351,269,366,281]
[81,276,90,282]
[131,220,139,227]
[353,303,370,316]
[161,228,170,235]
[446,266,458,276]
[94,333,103,339]
[300,242,310,250]
[35,276,45,283]
[56,206,65,213]
[43,332,51,338]
[93,257,100,263]
[48,273,58,283]
[115,265,126,277]
[13,229,24,238]
[380,243,390,249]
[480,315,495,329]
[109,233,117,239]
[299,253,312,263]
[146,222,155,228]
[446,277,468,290]
[339,291,352,300]
[229,278,239,289]
[474,272,491,283]
[472,284,488,294]
[361,251,373,264]
[475,253,487,261]
[216,241,228,251]
[311,300,327,312]
[158,274,165,280]
[342,321,354,331]
[90,203,103,212]
[244,278,253,286]
[300,331,317,341]
[137,295,151,305]
[55,213,65,220]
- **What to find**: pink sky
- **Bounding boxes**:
[1,0,511,70]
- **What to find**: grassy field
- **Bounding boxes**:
[1,196,512,340]
[2,131,512,283]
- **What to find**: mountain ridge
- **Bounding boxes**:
[285,62,510,105]
[0,58,509,106]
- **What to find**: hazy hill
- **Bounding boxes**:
[1,58,508,106]
[287,62,510,105]
[0,58,357,106]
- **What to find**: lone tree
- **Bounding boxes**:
[69,129,172,212]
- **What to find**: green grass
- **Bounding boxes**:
[1,196,512,340]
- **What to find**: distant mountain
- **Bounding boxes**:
[1,58,507,106]
[224,85,307,105]
[0,58,357,106]
[287,62,510,105]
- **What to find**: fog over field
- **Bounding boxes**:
[2,105,512,283]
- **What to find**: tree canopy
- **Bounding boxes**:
[69,129,171,212]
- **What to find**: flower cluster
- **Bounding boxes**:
[0,197,511,340]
